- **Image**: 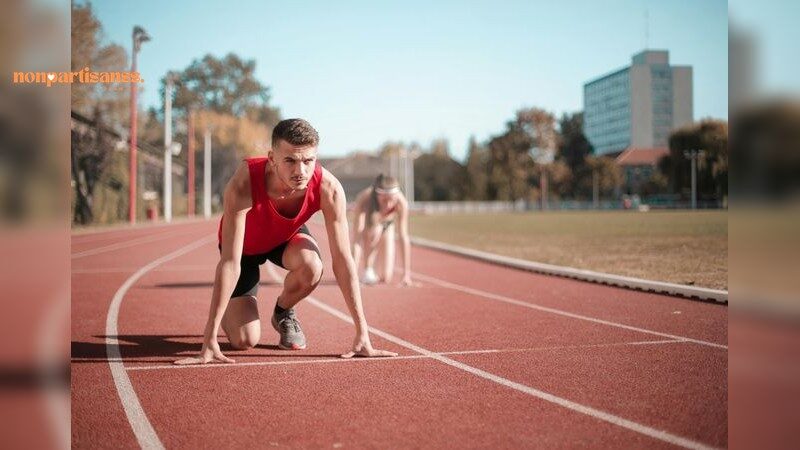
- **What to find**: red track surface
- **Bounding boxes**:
[71,219,727,449]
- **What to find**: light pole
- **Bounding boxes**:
[683,149,706,210]
[128,25,150,224]
[163,73,181,222]
[531,146,554,211]
[187,109,196,217]
[406,146,421,208]
[204,127,213,219]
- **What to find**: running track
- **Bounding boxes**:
[71,218,727,449]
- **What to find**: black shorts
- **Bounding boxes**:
[219,225,319,299]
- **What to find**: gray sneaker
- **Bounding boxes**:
[271,309,307,350]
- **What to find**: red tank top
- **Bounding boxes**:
[218,157,323,255]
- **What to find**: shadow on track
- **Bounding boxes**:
[71,335,342,363]
[147,280,340,289]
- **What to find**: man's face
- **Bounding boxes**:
[270,140,318,190]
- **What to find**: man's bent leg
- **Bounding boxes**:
[276,234,324,309]
[271,233,322,350]
[221,296,261,349]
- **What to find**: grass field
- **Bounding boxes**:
[409,210,727,290]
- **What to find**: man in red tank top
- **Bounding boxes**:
[176,119,397,365]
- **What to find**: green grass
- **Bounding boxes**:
[409,210,727,290]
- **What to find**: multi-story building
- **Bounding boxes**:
[583,50,693,156]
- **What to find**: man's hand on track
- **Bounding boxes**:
[174,339,235,365]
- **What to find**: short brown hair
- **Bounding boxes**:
[271,118,319,148]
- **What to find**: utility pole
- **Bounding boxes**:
[683,149,706,210]
[163,75,173,222]
[403,147,411,202]
[204,128,212,219]
[540,167,549,210]
[408,146,419,208]
[128,26,150,223]
[187,109,195,217]
[592,167,599,209]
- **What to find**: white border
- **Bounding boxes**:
[411,236,728,304]
[105,235,214,450]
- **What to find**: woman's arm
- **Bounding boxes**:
[396,197,413,285]
[350,193,367,273]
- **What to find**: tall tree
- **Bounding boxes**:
[413,139,468,201]
[486,120,534,201]
[558,112,593,169]
[482,108,561,201]
[164,53,280,125]
[660,119,728,201]
[464,136,488,200]
[70,1,129,224]
[517,108,559,163]
[145,53,282,213]
[730,101,800,200]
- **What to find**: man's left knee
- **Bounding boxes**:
[298,253,323,288]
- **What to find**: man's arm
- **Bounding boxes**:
[175,162,251,365]
[320,169,397,358]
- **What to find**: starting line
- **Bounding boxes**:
[124,338,686,372]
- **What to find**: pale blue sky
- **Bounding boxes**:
[729,0,800,95]
[90,0,728,161]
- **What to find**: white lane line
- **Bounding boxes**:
[439,339,686,356]
[123,339,686,372]
[73,265,212,274]
[73,229,186,259]
[126,355,429,371]
[414,272,728,350]
[106,234,215,450]
[306,297,717,450]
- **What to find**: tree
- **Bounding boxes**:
[481,108,562,202]
[517,108,559,163]
[660,119,728,201]
[558,112,593,170]
[572,156,622,200]
[139,53,282,214]
[164,53,280,125]
[485,120,534,201]
[464,136,488,200]
[413,139,468,201]
[71,1,129,224]
[557,112,594,198]
[72,1,129,123]
[730,101,800,200]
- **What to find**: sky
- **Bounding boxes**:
[89,0,728,161]
[729,0,800,96]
